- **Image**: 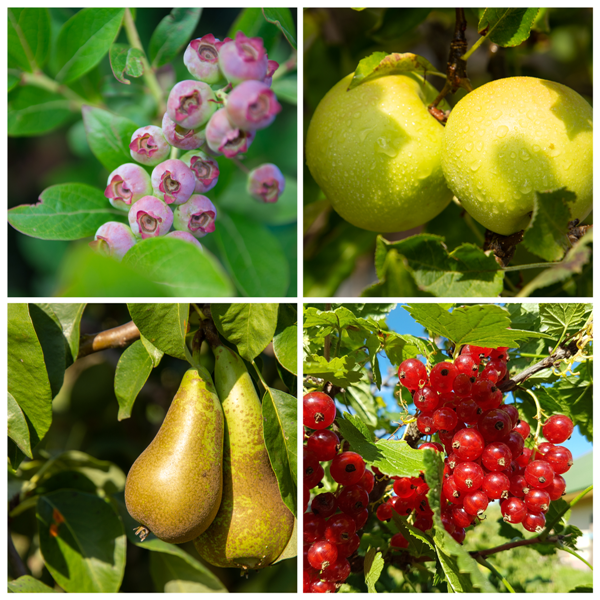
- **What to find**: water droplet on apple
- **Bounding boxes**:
[492,110,502,120]
[465,142,473,152]
[519,149,530,161]
[510,152,516,159]
[470,161,481,172]
[520,181,532,194]
[533,145,540,152]
[496,125,509,138]
[476,142,483,152]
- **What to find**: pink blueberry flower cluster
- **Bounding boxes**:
[91,31,286,262]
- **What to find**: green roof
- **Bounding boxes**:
[563,451,593,494]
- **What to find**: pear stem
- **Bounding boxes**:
[78,321,140,358]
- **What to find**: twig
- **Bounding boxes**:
[77,321,140,358]
[470,535,561,558]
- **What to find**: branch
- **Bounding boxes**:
[470,535,561,558]
[77,321,140,358]
[498,339,580,393]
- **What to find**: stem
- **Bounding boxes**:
[78,321,140,358]
[231,156,250,174]
[462,35,487,62]
[476,556,515,593]
[470,535,561,558]
[559,546,593,571]
[169,145,179,160]
[20,71,89,111]
[504,261,565,272]
[123,8,164,115]
[522,387,542,446]
[250,360,268,395]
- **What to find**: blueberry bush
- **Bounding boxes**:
[8,303,297,592]
[303,302,592,592]
[8,8,297,297]
[304,8,592,297]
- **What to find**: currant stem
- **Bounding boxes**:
[522,388,542,449]
[475,556,515,593]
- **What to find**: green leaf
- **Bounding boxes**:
[270,76,297,104]
[373,235,504,297]
[349,52,440,90]
[211,304,278,361]
[8,86,72,137]
[404,303,551,348]
[8,8,51,71]
[8,183,125,240]
[148,8,202,68]
[8,304,53,447]
[7,575,58,593]
[522,189,576,261]
[364,548,384,593]
[8,392,32,458]
[109,44,144,84]
[82,105,139,172]
[304,355,363,388]
[43,303,86,364]
[517,230,593,297]
[37,491,126,592]
[123,237,235,297]
[368,8,432,43]
[114,340,154,420]
[273,304,297,375]
[392,515,436,560]
[128,303,189,361]
[344,375,379,427]
[228,8,280,54]
[8,69,21,92]
[304,305,359,330]
[140,335,164,367]
[479,8,540,47]
[55,8,125,83]
[213,212,289,297]
[262,8,297,49]
[262,388,297,516]
[539,303,591,338]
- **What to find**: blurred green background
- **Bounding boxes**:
[8,8,298,297]
[304,8,593,297]
[8,304,297,592]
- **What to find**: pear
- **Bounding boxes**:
[125,367,224,544]
[195,345,294,569]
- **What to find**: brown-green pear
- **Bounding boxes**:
[125,367,224,544]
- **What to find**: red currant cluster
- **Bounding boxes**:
[399,345,574,538]
[303,391,373,593]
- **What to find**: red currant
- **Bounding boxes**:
[455,398,482,425]
[376,503,392,521]
[480,364,500,384]
[451,527,466,544]
[516,447,533,468]
[336,533,360,558]
[393,477,416,499]
[471,378,495,405]
[477,408,512,442]
[308,539,338,570]
[455,354,479,376]
[452,428,485,461]
[501,404,519,428]
[451,505,474,528]
[330,451,365,486]
[522,512,546,533]
[416,412,437,435]
[481,442,512,472]
[357,469,375,493]
[501,496,527,523]
[325,513,356,544]
[452,373,473,397]
[524,460,554,489]
[524,489,551,513]
[430,362,458,394]
[433,407,458,431]
[390,532,409,549]
[304,512,326,543]
[303,485,310,512]
[546,474,567,501]
[311,492,337,518]
[303,391,336,430]
[306,429,339,461]
[453,461,484,492]
[419,442,443,452]
[513,419,531,440]
[304,452,324,488]
[442,474,463,505]
[321,557,351,583]
[490,347,509,361]
[509,473,530,497]
[482,472,510,500]
[544,445,573,474]
[310,579,338,593]
[413,386,439,412]
[337,484,369,516]
[414,515,433,531]
[543,414,574,444]
[353,508,369,530]
[463,490,489,516]
[504,430,525,459]
[398,358,428,390]
[488,358,508,380]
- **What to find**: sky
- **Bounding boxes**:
[375,304,592,460]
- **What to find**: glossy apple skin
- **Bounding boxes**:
[442,77,593,235]
[306,73,452,233]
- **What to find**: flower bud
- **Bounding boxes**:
[129,125,171,166]
[166,230,203,249]
[166,80,217,130]
[151,159,196,205]
[90,222,137,261]
[205,108,255,158]
[173,194,217,238]
[226,80,281,131]
[264,59,279,87]
[218,31,268,85]
[161,112,205,151]
[128,196,173,239]
[183,34,230,84]
[247,163,285,203]
[180,150,220,193]
[105,163,152,210]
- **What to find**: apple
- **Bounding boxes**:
[442,76,593,235]
[306,73,453,233]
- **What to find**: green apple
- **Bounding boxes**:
[442,76,593,235]
[306,73,453,232]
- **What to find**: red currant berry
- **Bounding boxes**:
[452,373,473,397]
[310,579,338,593]
[478,408,512,442]
[452,428,485,461]
[471,378,495,405]
[304,512,326,543]
[543,414,574,444]
[393,477,416,499]
[353,508,369,530]
[502,404,519,428]
[481,442,513,472]
[455,354,479,376]
[330,451,365,486]
[524,489,551,513]
[307,540,338,570]
[536,442,554,459]
[524,460,554,489]
[446,452,460,470]
[304,452,324,488]
[414,515,433,531]
[478,389,503,411]
[489,359,508,380]
[513,420,531,440]
[336,533,360,558]
[303,391,336,430]
[480,364,500,384]
[451,505,474,528]
[501,496,527,523]
[416,412,437,435]
[490,347,509,361]
[376,503,392,522]
[311,492,337,518]
[544,445,573,474]
[504,430,525,460]
[463,490,489,516]
[321,557,351,583]
[357,469,375,493]
[430,362,458,394]
[442,474,463,505]
[433,407,458,431]
[303,569,317,592]
[419,442,443,452]
[455,398,482,425]
[462,345,492,362]
[306,429,340,461]
[453,461,484,492]
[509,473,530,497]
[398,358,428,390]
[390,497,412,516]
[441,511,456,534]
[523,512,546,533]
[516,447,533,468]
[546,474,567,501]
[390,532,409,549]
[413,386,439,412]
[482,472,510,500]
[337,484,369,516]
[324,513,356,544]
[451,527,466,544]
[303,485,310,512]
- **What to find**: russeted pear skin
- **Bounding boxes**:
[125,367,224,544]
[195,345,294,569]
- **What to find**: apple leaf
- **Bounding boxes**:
[368,234,504,297]
[349,52,441,90]
[522,188,576,262]
[478,8,540,47]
